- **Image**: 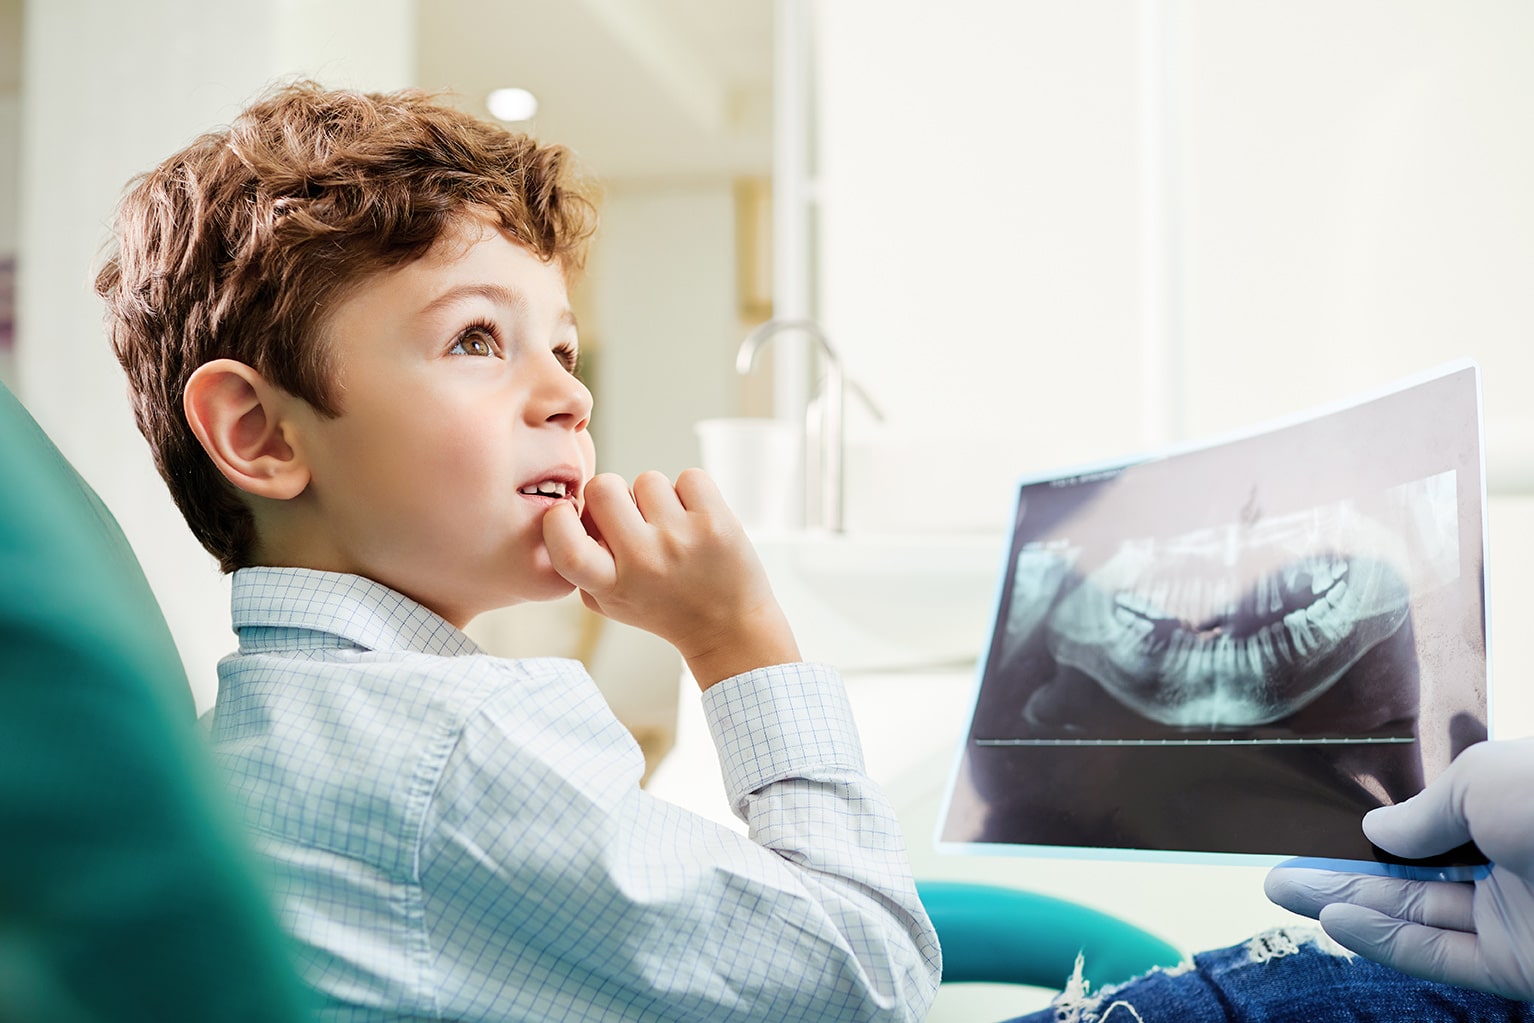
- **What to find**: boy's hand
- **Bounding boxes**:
[542,469,800,690]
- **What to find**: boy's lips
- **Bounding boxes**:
[516,467,584,510]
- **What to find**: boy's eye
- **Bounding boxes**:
[554,342,579,373]
[449,323,500,357]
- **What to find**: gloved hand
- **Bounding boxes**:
[1264,738,1534,1002]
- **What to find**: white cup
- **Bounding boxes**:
[694,417,803,533]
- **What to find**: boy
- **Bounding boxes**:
[97,82,941,1021]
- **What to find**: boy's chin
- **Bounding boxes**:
[465,550,580,613]
[466,576,578,625]
[513,567,580,605]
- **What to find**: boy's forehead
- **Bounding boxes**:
[332,214,572,321]
[419,212,570,280]
[429,213,523,262]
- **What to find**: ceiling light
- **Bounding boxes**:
[486,88,539,123]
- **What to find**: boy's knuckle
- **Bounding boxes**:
[634,469,663,486]
[699,515,739,548]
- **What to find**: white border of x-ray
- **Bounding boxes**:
[933,359,1492,880]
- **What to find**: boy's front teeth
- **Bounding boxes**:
[520,481,566,497]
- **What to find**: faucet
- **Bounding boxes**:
[735,318,879,533]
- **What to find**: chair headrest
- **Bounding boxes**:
[0,380,310,1021]
[0,380,190,716]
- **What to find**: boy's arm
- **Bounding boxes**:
[701,661,943,1004]
[419,658,941,1023]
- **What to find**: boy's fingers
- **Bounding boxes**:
[673,467,727,513]
[581,473,649,553]
[542,500,616,592]
[630,471,682,523]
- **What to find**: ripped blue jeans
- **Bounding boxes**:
[1001,927,1534,1023]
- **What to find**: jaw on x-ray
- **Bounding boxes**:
[999,474,1456,741]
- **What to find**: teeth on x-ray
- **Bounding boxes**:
[1047,505,1411,729]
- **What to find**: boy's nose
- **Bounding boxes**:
[530,358,593,433]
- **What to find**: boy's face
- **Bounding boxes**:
[286,215,595,626]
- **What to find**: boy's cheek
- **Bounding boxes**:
[581,434,597,477]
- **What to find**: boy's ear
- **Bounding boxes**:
[184,359,310,501]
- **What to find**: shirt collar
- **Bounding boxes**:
[230,567,483,657]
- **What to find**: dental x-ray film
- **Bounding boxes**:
[938,363,1489,875]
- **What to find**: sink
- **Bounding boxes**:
[750,531,1007,671]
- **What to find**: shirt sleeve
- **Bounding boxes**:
[416,658,941,1023]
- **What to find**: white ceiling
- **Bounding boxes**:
[417,0,774,185]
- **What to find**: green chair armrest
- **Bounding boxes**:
[919,880,1184,989]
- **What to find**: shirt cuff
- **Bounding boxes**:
[701,663,866,814]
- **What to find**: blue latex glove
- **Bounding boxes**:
[1265,739,1534,1002]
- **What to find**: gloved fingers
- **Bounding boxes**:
[1318,902,1492,995]
[1365,740,1534,875]
[1362,773,1473,862]
[1265,868,1475,931]
[1264,867,1339,918]
[1331,875,1475,932]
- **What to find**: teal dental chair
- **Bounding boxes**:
[0,381,311,1021]
[918,881,1180,990]
[0,379,1179,1019]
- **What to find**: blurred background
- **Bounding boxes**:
[2,2,1532,1014]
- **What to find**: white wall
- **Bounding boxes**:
[16,0,416,711]
[817,2,1144,494]
[1179,2,1534,443]
[588,182,745,481]
[817,0,1534,486]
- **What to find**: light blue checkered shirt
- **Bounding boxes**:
[210,567,940,1022]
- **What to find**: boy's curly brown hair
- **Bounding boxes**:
[96,81,598,573]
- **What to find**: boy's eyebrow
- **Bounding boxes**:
[420,283,578,330]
